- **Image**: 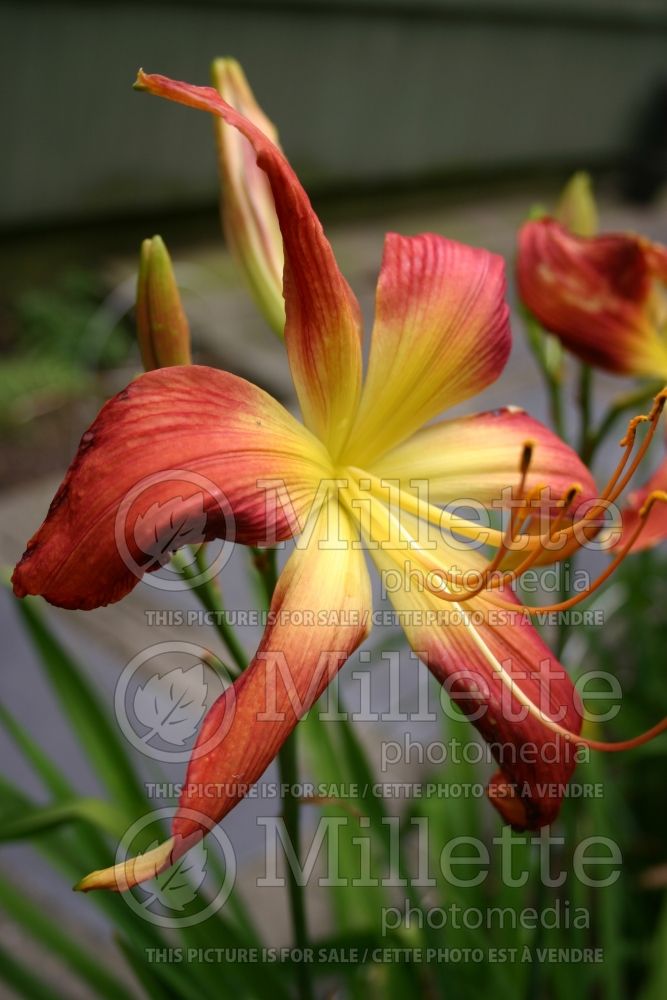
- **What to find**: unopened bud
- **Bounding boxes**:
[211,58,285,336]
[556,172,598,237]
[136,236,191,370]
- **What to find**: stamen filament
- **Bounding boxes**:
[460,604,667,753]
[348,467,508,545]
[480,491,667,616]
[354,387,666,566]
[343,482,667,756]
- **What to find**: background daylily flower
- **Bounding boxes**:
[211,57,285,336]
[136,235,191,369]
[15,69,652,895]
[517,217,667,378]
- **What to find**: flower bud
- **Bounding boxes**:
[136,236,191,369]
[211,58,285,336]
[556,172,598,237]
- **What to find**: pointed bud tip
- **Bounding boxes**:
[556,171,598,237]
[211,56,240,77]
[136,234,191,370]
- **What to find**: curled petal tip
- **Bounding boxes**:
[133,67,363,450]
[133,68,149,91]
[487,772,532,829]
[74,836,179,893]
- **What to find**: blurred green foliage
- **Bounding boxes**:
[1,543,666,998]
[13,269,131,368]
[0,268,133,431]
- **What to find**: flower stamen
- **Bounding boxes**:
[461,610,667,753]
[481,490,667,616]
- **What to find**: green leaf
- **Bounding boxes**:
[0,775,168,955]
[0,798,128,842]
[640,895,667,1000]
[13,594,148,818]
[0,701,75,799]
[0,941,71,1000]
[0,874,132,1000]
[115,935,173,1000]
[115,933,210,1000]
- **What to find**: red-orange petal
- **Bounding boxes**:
[12,366,328,609]
[343,233,511,465]
[371,536,582,830]
[371,406,597,511]
[172,499,371,840]
[135,70,363,455]
[76,499,372,891]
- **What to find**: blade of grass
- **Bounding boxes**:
[640,893,667,1000]
[0,798,129,842]
[0,703,74,799]
[0,941,71,1000]
[0,774,167,952]
[0,873,133,1000]
[13,594,148,817]
[115,935,172,1000]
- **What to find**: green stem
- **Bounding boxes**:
[252,547,314,1000]
[525,873,550,999]
[175,543,312,995]
[172,548,247,674]
[522,306,566,440]
[547,372,565,441]
[578,364,594,459]
[251,545,279,606]
[582,380,662,466]
[278,733,312,1000]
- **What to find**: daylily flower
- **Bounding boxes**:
[136,235,191,369]
[211,57,285,336]
[517,217,667,378]
[12,71,667,893]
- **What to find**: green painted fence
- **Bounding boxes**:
[1,0,666,227]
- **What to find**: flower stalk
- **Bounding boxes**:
[178,543,313,998]
[171,548,247,676]
[252,546,314,1000]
